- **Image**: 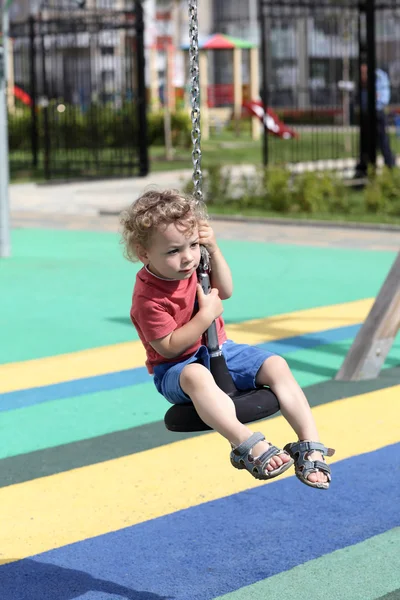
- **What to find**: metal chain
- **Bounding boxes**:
[188,0,203,201]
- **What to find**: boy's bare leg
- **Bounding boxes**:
[256,356,328,484]
[180,363,291,474]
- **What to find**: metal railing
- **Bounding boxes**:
[8,1,148,180]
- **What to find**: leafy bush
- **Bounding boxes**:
[8,108,32,151]
[293,172,325,213]
[239,167,265,209]
[147,110,191,147]
[363,166,400,215]
[292,171,349,214]
[8,103,191,152]
[184,164,374,217]
[201,165,234,205]
[324,174,350,214]
[264,166,292,212]
[364,179,385,213]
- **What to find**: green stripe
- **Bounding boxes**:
[1,338,399,461]
[377,592,400,600]
[0,381,161,459]
[1,228,397,363]
[215,529,400,600]
[0,420,203,489]
[1,366,399,488]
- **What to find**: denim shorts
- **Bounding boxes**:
[153,339,276,405]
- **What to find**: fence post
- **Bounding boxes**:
[358,9,367,171]
[257,0,268,167]
[136,0,149,176]
[366,0,377,168]
[29,15,38,169]
[0,5,11,258]
[40,13,50,180]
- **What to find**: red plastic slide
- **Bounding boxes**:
[14,85,32,106]
[243,100,298,139]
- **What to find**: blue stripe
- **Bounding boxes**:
[1,444,399,600]
[258,324,360,354]
[0,367,150,412]
[0,323,361,413]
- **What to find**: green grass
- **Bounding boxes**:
[205,183,400,227]
[149,129,400,172]
[10,129,400,179]
[8,129,400,227]
[208,203,400,226]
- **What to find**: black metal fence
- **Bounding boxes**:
[8,1,148,180]
[258,0,400,171]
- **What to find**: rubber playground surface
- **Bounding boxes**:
[0,225,399,600]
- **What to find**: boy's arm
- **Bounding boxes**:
[198,221,233,300]
[150,286,223,359]
[209,247,233,300]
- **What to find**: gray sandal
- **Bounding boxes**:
[230,432,294,481]
[284,441,335,490]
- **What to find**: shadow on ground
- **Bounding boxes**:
[0,559,171,600]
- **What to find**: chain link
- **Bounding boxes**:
[188,0,203,201]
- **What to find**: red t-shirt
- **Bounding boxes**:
[130,266,227,373]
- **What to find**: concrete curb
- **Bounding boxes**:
[99,208,400,233]
[207,214,400,232]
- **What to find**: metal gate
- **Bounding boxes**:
[258,0,400,171]
[9,1,148,180]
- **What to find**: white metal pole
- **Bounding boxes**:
[0,4,11,257]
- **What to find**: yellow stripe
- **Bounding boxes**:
[225,297,373,344]
[0,298,373,393]
[0,341,147,394]
[0,383,397,563]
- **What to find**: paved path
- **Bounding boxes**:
[10,209,400,252]
[7,171,400,252]
[9,171,193,216]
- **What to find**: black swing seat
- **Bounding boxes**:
[164,353,280,432]
[164,386,280,432]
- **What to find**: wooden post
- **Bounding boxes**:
[199,50,209,140]
[7,36,15,114]
[166,43,175,112]
[182,49,190,112]
[163,45,173,160]
[149,47,160,111]
[335,251,400,381]
[233,47,243,135]
[250,46,260,141]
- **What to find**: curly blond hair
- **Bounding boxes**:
[120,188,208,262]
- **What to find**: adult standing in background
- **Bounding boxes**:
[355,63,396,177]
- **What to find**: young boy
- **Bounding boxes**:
[121,189,335,489]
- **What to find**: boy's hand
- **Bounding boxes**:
[198,220,218,256]
[196,284,223,322]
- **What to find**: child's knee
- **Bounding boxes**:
[259,355,290,384]
[269,355,289,370]
[180,362,210,393]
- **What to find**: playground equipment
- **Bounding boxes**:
[180,33,259,141]
[336,251,400,381]
[243,100,298,140]
[150,32,297,142]
[13,85,31,106]
[164,1,280,433]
